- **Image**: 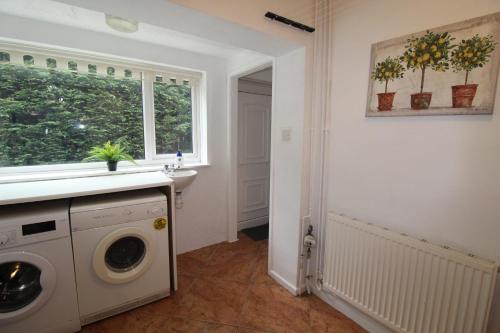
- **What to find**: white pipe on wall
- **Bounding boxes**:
[308,0,335,289]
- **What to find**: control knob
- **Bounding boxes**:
[122,209,133,216]
[0,234,9,246]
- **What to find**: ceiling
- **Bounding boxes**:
[0,0,244,59]
[51,0,300,57]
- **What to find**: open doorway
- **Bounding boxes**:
[237,67,272,241]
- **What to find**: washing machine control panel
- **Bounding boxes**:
[0,218,66,249]
[71,201,168,231]
[122,209,133,216]
[148,207,164,215]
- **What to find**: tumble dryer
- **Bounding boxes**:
[70,189,170,325]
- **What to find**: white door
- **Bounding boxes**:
[237,91,272,229]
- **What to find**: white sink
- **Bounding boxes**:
[167,169,198,191]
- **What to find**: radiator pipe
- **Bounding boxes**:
[305,247,312,294]
[312,0,334,292]
[303,226,316,294]
[175,191,184,209]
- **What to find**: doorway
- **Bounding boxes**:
[237,67,272,241]
[227,49,306,294]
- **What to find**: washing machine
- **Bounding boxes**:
[0,200,81,333]
[70,189,170,325]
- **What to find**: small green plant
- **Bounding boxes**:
[451,34,496,85]
[401,30,454,93]
[83,141,136,164]
[371,56,405,93]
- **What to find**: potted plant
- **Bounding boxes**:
[450,34,496,108]
[371,56,405,111]
[401,30,454,109]
[83,141,136,171]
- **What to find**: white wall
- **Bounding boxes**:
[0,14,229,254]
[269,48,306,293]
[326,0,500,331]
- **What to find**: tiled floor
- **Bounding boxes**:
[82,233,366,333]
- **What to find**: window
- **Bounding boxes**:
[154,80,193,155]
[0,45,204,172]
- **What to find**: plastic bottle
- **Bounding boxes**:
[176,150,184,168]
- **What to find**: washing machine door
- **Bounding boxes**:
[93,227,155,284]
[0,252,56,323]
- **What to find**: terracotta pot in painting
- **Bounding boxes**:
[377,92,396,111]
[410,92,432,110]
[452,84,478,108]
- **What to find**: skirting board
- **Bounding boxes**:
[237,216,268,231]
[313,288,391,333]
[270,269,388,332]
[271,270,388,332]
[268,269,299,296]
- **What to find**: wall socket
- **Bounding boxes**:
[281,127,292,142]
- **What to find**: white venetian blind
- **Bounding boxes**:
[0,48,142,80]
[0,46,202,86]
[153,70,201,87]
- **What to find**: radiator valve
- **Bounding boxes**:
[304,225,316,248]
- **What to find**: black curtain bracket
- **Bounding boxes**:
[264,11,315,33]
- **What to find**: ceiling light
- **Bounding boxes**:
[105,14,138,33]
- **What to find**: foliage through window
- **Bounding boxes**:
[0,64,144,166]
[154,82,193,155]
[0,47,202,169]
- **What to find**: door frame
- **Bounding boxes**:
[226,59,274,243]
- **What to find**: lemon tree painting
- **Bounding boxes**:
[371,57,405,111]
[366,12,500,117]
[450,34,496,108]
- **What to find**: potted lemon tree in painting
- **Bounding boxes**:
[401,31,454,109]
[450,34,496,108]
[371,56,405,111]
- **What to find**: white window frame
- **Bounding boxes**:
[145,73,202,163]
[0,42,207,176]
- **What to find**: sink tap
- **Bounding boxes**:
[164,164,176,175]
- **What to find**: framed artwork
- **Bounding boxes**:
[366,12,500,117]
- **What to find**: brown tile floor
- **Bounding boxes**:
[82,233,366,333]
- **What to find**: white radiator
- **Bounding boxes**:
[322,212,498,333]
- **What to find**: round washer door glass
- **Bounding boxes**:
[0,262,42,313]
[105,236,146,272]
[93,227,155,284]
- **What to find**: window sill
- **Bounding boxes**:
[0,163,210,184]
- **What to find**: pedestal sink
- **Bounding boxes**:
[165,169,198,209]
